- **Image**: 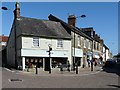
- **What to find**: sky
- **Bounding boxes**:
[1,2,119,55]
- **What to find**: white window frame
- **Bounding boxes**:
[57,39,63,48]
[83,38,86,48]
[32,37,40,47]
[88,40,91,49]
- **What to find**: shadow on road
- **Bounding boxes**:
[107,85,120,88]
[102,64,120,76]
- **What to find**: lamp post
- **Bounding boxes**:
[2,4,19,70]
[48,44,52,74]
[2,6,19,70]
[74,15,86,74]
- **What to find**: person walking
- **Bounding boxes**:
[59,63,63,71]
[67,60,70,72]
[87,59,90,67]
[91,59,94,71]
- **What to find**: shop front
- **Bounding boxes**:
[93,51,100,65]
[21,49,70,71]
[72,48,83,67]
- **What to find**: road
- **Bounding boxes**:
[2,67,119,88]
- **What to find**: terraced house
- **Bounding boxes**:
[81,28,104,60]
[48,14,111,68]
[48,14,93,68]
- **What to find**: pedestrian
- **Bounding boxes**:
[59,63,63,71]
[94,59,97,66]
[87,59,90,67]
[27,62,31,72]
[91,59,93,71]
[99,56,103,65]
[67,60,70,72]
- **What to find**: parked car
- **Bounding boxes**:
[104,59,117,67]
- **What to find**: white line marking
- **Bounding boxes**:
[4,68,14,72]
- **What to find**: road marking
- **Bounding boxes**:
[8,79,11,82]
[4,68,14,72]
[8,79,23,82]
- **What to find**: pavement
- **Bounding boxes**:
[16,66,103,76]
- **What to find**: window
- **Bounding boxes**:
[86,39,89,48]
[33,37,39,47]
[88,41,91,49]
[78,36,80,46]
[94,42,96,50]
[97,43,99,50]
[57,39,63,48]
[83,39,86,48]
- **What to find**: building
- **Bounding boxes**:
[6,2,71,70]
[0,35,8,66]
[0,35,8,49]
[80,27,104,59]
[48,14,93,68]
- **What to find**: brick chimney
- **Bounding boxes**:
[68,15,76,27]
[14,2,20,19]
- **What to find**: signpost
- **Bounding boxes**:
[47,44,52,74]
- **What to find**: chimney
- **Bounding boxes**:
[68,15,76,27]
[14,2,20,19]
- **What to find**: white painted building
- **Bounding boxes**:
[6,2,71,70]
[103,44,110,62]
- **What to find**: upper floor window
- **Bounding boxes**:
[88,41,91,49]
[97,43,99,50]
[33,37,40,47]
[57,39,63,48]
[94,42,96,50]
[83,39,86,48]
[78,36,81,46]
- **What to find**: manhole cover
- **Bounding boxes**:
[9,79,22,82]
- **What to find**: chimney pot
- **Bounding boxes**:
[14,2,20,19]
[68,15,76,27]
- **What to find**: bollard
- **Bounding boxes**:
[36,65,38,74]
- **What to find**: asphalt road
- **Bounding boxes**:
[2,67,119,88]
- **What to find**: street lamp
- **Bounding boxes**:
[73,15,86,74]
[48,44,52,74]
[1,7,9,10]
[2,4,18,70]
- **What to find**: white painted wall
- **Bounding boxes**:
[21,36,72,64]
[72,48,83,57]
[102,46,106,62]
[106,49,110,60]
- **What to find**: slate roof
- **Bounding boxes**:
[81,27,103,43]
[103,44,109,50]
[48,14,93,41]
[15,17,71,39]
